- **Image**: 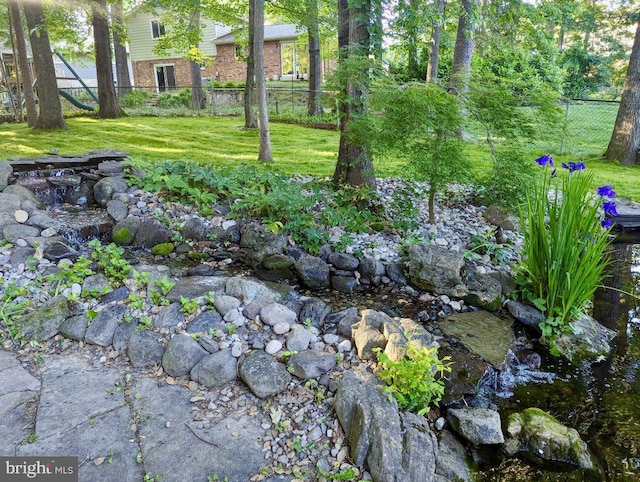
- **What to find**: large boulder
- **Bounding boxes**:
[505,408,592,470]
[190,349,238,388]
[132,218,173,249]
[406,244,466,297]
[294,255,330,289]
[238,223,287,266]
[93,176,128,205]
[18,295,70,341]
[334,369,438,482]
[0,161,12,191]
[447,407,504,445]
[554,314,616,362]
[162,334,208,377]
[238,350,291,398]
[3,184,45,210]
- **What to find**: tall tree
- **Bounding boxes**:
[427,0,445,83]
[188,10,205,109]
[307,0,322,115]
[605,19,640,166]
[22,0,66,130]
[332,0,376,188]
[92,0,125,118]
[111,0,132,96]
[8,0,37,126]
[448,0,477,99]
[254,0,273,161]
[245,0,257,128]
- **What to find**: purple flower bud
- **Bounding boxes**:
[601,219,613,229]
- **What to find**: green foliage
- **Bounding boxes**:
[476,148,537,211]
[516,158,614,347]
[374,343,452,415]
[368,82,472,222]
[88,240,133,287]
[180,296,199,316]
[119,90,152,108]
[157,89,192,109]
[129,159,398,253]
[561,43,614,99]
[465,231,512,265]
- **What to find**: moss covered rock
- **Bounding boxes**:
[151,243,175,256]
[505,407,592,470]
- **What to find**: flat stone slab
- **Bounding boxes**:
[0,351,40,417]
[18,406,141,482]
[34,355,125,437]
[131,377,264,482]
[440,311,515,367]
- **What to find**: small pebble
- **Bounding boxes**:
[165,421,171,428]
[272,322,291,335]
[14,210,28,223]
[265,340,283,355]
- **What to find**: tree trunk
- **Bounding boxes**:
[254,0,272,162]
[244,0,257,128]
[9,1,37,126]
[333,0,376,189]
[23,0,66,130]
[92,0,125,118]
[335,0,350,173]
[189,11,205,110]
[449,0,476,98]
[605,20,640,166]
[111,0,132,97]
[307,0,322,116]
[426,0,445,84]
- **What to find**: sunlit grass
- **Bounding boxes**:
[0,110,638,201]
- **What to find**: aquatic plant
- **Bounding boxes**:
[517,155,615,349]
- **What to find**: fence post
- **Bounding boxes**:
[560,100,570,154]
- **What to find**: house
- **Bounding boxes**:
[213,24,307,83]
[126,8,308,89]
[127,9,226,90]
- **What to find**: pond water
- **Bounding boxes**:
[477,243,640,481]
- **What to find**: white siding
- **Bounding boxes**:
[127,11,217,62]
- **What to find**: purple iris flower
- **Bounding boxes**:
[561,161,586,172]
[597,185,616,198]
[535,154,554,167]
[602,201,618,217]
[601,219,613,229]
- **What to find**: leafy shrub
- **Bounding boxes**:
[516,155,615,349]
[157,89,192,108]
[476,148,537,211]
[119,90,152,108]
[375,344,452,415]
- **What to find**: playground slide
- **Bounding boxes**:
[58,89,95,111]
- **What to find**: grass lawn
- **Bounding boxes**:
[1,113,639,201]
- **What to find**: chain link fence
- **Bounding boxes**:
[56,86,619,158]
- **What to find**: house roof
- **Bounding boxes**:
[215,24,303,45]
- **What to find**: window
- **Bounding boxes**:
[234,44,246,61]
[151,20,165,39]
[155,64,176,92]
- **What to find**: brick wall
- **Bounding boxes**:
[132,40,287,87]
[131,58,217,89]
[210,41,283,83]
